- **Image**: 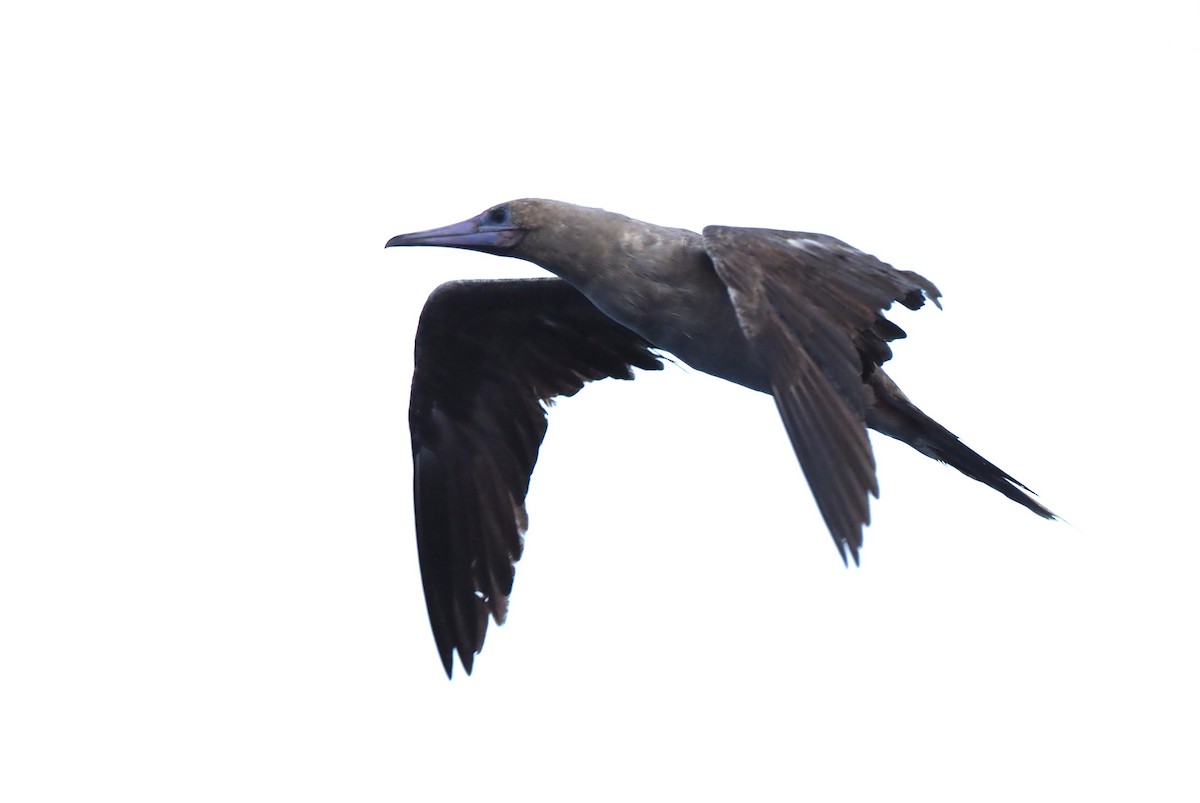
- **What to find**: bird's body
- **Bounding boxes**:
[387,199,1054,677]
[520,204,766,390]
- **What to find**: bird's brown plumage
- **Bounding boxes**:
[388,199,1054,677]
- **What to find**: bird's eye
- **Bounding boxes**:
[485,207,511,226]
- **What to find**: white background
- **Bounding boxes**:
[3,1,1197,800]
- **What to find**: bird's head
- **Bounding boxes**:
[385,199,567,256]
[386,199,634,276]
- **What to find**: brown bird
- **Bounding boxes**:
[386,199,1053,677]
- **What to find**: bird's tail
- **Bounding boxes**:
[866,371,1055,519]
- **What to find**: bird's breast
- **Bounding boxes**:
[577,242,771,394]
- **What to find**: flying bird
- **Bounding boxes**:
[386,199,1054,677]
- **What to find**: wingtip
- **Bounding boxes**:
[836,540,862,568]
[440,648,478,679]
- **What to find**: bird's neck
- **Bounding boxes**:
[523,209,703,300]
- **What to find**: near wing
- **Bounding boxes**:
[703,227,942,564]
[409,278,663,677]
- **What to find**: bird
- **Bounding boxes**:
[386,198,1054,677]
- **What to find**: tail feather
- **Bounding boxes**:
[910,415,1054,519]
[867,371,1055,519]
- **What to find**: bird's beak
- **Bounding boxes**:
[385,212,523,251]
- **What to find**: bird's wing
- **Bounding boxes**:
[409,278,663,677]
[703,227,941,564]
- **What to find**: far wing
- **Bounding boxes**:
[409,278,663,677]
[703,227,941,564]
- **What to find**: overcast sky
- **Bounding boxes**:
[3,2,1198,800]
